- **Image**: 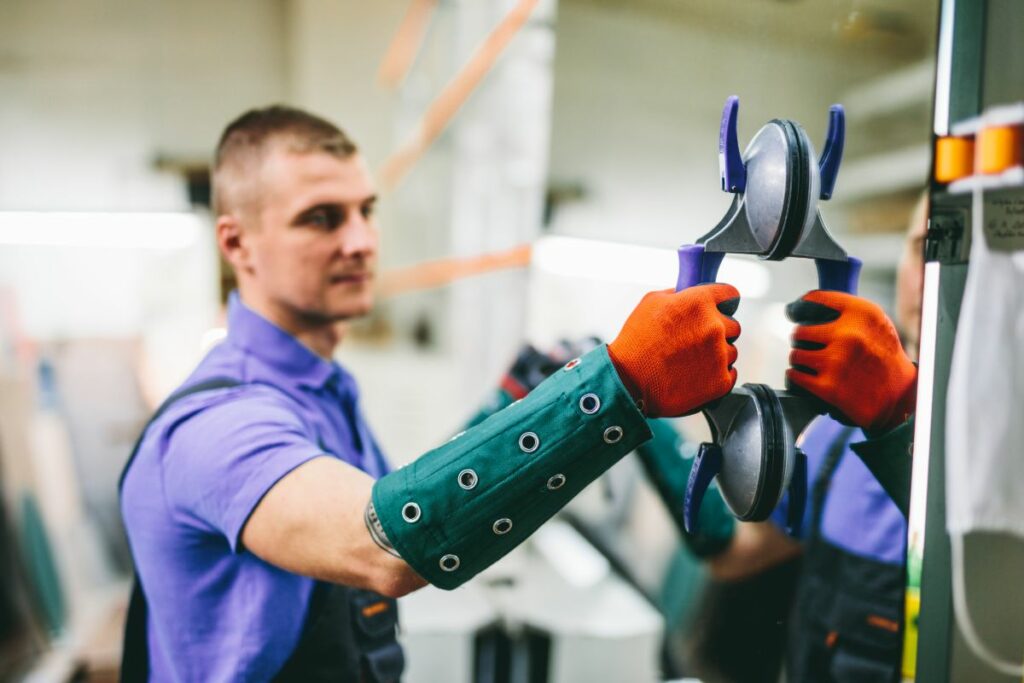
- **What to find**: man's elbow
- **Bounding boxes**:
[370,565,428,599]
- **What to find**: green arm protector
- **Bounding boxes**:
[465,383,737,557]
[635,419,736,558]
[850,416,914,516]
[371,346,652,589]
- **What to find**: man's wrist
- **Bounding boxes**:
[606,343,647,414]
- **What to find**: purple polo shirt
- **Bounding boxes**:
[773,416,907,564]
[120,292,390,682]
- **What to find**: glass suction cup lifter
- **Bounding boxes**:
[675,95,866,536]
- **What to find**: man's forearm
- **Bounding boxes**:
[634,419,736,558]
[707,521,801,582]
[241,456,427,598]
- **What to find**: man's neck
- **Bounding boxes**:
[294,325,342,361]
[238,290,342,360]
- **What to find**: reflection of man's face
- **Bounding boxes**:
[895,194,928,356]
[246,147,379,326]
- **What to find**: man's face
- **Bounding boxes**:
[895,195,929,355]
[242,147,378,326]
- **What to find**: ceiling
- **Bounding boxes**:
[564,0,939,64]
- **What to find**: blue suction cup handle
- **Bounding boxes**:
[786,449,808,537]
[719,96,747,193]
[819,104,846,201]
[677,244,726,291]
[814,256,862,294]
[684,442,724,534]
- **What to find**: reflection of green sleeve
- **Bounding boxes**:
[636,419,735,558]
[463,388,516,430]
[851,417,914,516]
[463,374,737,558]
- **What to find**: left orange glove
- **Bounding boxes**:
[786,290,917,434]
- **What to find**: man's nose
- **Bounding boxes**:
[340,214,377,257]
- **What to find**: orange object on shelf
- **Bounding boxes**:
[976,124,1023,175]
[934,136,975,182]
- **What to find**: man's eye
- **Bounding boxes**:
[361,203,375,220]
[305,208,342,229]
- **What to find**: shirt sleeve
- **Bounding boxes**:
[160,387,326,551]
[850,416,915,517]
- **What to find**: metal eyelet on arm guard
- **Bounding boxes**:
[364,500,402,559]
[369,345,653,590]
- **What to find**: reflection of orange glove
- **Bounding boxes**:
[786,290,917,434]
[609,285,741,418]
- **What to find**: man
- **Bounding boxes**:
[772,197,924,683]
[681,197,928,683]
[119,105,743,682]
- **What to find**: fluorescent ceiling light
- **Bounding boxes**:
[531,235,770,298]
[0,212,203,250]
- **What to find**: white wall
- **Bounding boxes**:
[286,0,409,168]
[547,1,899,249]
[0,0,289,393]
[539,1,927,391]
[0,212,220,400]
[0,0,288,212]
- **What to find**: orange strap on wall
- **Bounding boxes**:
[377,0,541,191]
[376,243,532,297]
[377,0,438,89]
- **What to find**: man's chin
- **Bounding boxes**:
[326,296,374,322]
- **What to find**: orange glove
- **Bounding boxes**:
[608,284,741,418]
[786,290,917,434]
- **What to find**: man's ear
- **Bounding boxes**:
[216,214,250,272]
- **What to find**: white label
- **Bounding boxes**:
[984,190,1024,251]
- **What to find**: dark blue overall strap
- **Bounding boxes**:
[118,377,243,492]
[119,377,242,683]
[808,425,857,536]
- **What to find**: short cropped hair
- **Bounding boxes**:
[212,105,358,217]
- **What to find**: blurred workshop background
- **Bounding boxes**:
[2,1,1020,682]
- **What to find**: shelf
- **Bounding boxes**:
[843,59,935,122]
[833,144,931,202]
[947,166,1024,194]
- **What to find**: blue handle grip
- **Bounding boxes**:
[683,442,724,534]
[719,96,747,194]
[676,244,726,291]
[814,256,862,294]
[818,104,846,201]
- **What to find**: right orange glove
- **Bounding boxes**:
[786,290,917,434]
[608,284,741,418]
